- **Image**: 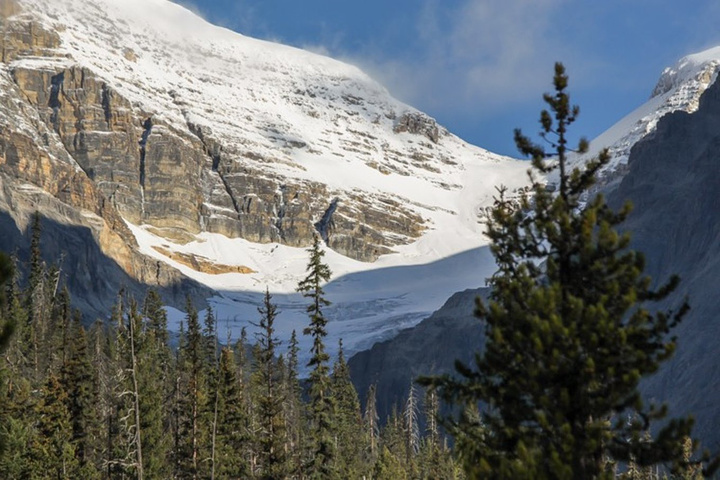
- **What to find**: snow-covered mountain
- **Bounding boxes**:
[0,0,530,365]
[565,47,720,188]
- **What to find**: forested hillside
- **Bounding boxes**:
[0,218,459,479]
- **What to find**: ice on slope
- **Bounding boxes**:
[127,148,529,368]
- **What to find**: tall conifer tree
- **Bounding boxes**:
[252,288,288,479]
[297,235,336,479]
[421,63,699,479]
[61,311,101,478]
[284,329,304,477]
[332,339,365,478]
[178,297,207,479]
[215,344,250,478]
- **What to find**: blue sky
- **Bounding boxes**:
[176,0,720,157]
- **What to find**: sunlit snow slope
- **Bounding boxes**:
[9,0,531,365]
[565,47,720,187]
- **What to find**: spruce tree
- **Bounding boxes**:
[215,344,250,479]
[61,311,101,478]
[0,252,15,354]
[251,288,288,479]
[53,286,73,375]
[25,212,48,382]
[284,329,304,477]
[376,406,407,478]
[178,296,207,478]
[104,289,133,478]
[297,234,336,479]
[135,293,172,479]
[29,374,79,478]
[203,307,220,479]
[421,63,698,479]
[332,339,365,478]
[373,446,409,480]
[0,252,18,464]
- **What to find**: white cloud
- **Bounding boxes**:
[349,0,582,117]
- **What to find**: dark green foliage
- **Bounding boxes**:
[215,345,250,478]
[30,374,79,478]
[297,235,337,479]
[27,212,43,299]
[332,340,365,478]
[143,289,169,346]
[26,212,49,381]
[61,311,101,477]
[0,227,541,479]
[177,296,208,478]
[285,329,304,478]
[0,252,17,462]
[53,286,73,373]
[374,445,409,480]
[421,63,697,479]
[203,306,218,370]
[203,306,220,478]
[376,407,407,479]
[0,252,15,353]
[252,288,288,479]
[136,292,173,479]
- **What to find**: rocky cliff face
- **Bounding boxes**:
[0,3,206,314]
[565,47,720,191]
[348,288,488,422]
[0,0,471,267]
[605,74,720,452]
[5,43,424,262]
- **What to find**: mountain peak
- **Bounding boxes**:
[651,46,720,100]
[564,45,720,190]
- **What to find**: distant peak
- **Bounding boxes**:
[651,46,720,99]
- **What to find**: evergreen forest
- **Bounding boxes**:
[0,217,459,479]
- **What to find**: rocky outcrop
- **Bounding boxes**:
[1,2,59,62]
[152,246,255,275]
[606,75,720,452]
[11,64,208,234]
[0,13,212,316]
[393,112,441,144]
[0,175,211,318]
